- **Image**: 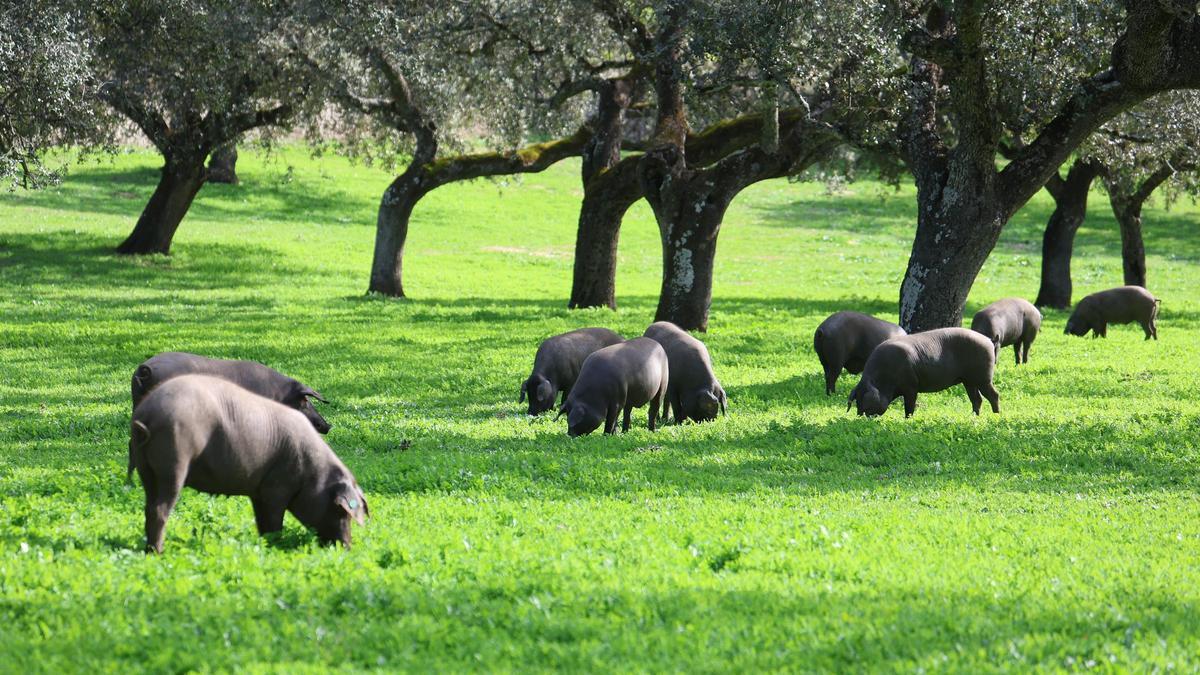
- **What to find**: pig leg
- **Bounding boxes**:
[603,404,619,435]
[671,389,684,424]
[648,392,661,431]
[621,403,633,433]
[1140,319,1154,340]
[1012,344,1021,367]
[981,382,1000,414]
[903,391,917,418]
[965,385,983,415]
[251,496,286,536]
[822,361,841,396]
[143,468,185,554]
[1021,339,1031,364]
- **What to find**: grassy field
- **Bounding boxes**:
[1,146,1199,672]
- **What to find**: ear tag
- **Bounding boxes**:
[347,498,359,509]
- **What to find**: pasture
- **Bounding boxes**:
[1,147,1198,671]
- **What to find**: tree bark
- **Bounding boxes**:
[207,144,239,184]
[116,155,208,255]
[368,171,427,296]
[1100,163,1176,289]
[899,190,1006,332]
[569,78,639,310]
[1035,159,1100,308]
[569,157,642,309]
[1113,198,1147,287]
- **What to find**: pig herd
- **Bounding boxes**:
[125,285,1160,552]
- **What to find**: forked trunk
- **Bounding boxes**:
[116,156,208,255]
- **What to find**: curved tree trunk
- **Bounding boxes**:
[207,144,239,185]
[899,202,1005,332]
[366,127,593,297]
[569,79,640,310]
[570,158,642,310]
[116,155,208,255]
[1035,159,1099,308]
[368,172,427,296]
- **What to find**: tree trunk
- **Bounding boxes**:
[899,209,1005,332]
[207,144,239,184]
[116,156,208,255]
[898,153,1005,332]
[368,172,427,296]
[569,159,642,309]
[569,79,639,310]
[1099,165,1175,290]
[1109,194,1147,287]
[651,182,726,331]
[1035,159,1099,308]
[366,125,592,297]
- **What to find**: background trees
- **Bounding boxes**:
[0,0,96,189]
[888,0,1200,331]
[89,0,319,254]
[305,0,619,297]
[7,0,1199,329]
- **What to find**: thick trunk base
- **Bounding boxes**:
[368,178,423,297]
[899,206,1003,332]
[569,161,642,310]
[654,218,719,332]
[207,145,239,185]
[116,161,207,255]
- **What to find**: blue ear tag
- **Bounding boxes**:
[347,498,359,509]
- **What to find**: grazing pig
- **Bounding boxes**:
[132,352,331,434]
[520,327,624,415]
[1065,286,1160,340]
[643,321,726,423]
[848,328,999,418]
[557,337,668,436]
[813,311,906,395]
[970,298,1042,366]
[128,375,367,553]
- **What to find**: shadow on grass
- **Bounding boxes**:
[1,163,379,227]
[0,230,305,293]
[753,190,1200,263]
[350,411,1200,500]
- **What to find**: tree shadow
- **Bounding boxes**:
[750,188,1200,263]
[1,162,380,227]
[0,230,306,293]
[351,411,1200,500]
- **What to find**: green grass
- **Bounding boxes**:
[2,146,1199,672]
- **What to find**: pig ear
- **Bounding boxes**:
[357,487,370,520]
[335,492,366,526]
[299,386,327,403]
[846,388,858,412]
[555,401,571,420]
[718,388,727,416]
[536,380,553,403]
[518,381,527,404]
